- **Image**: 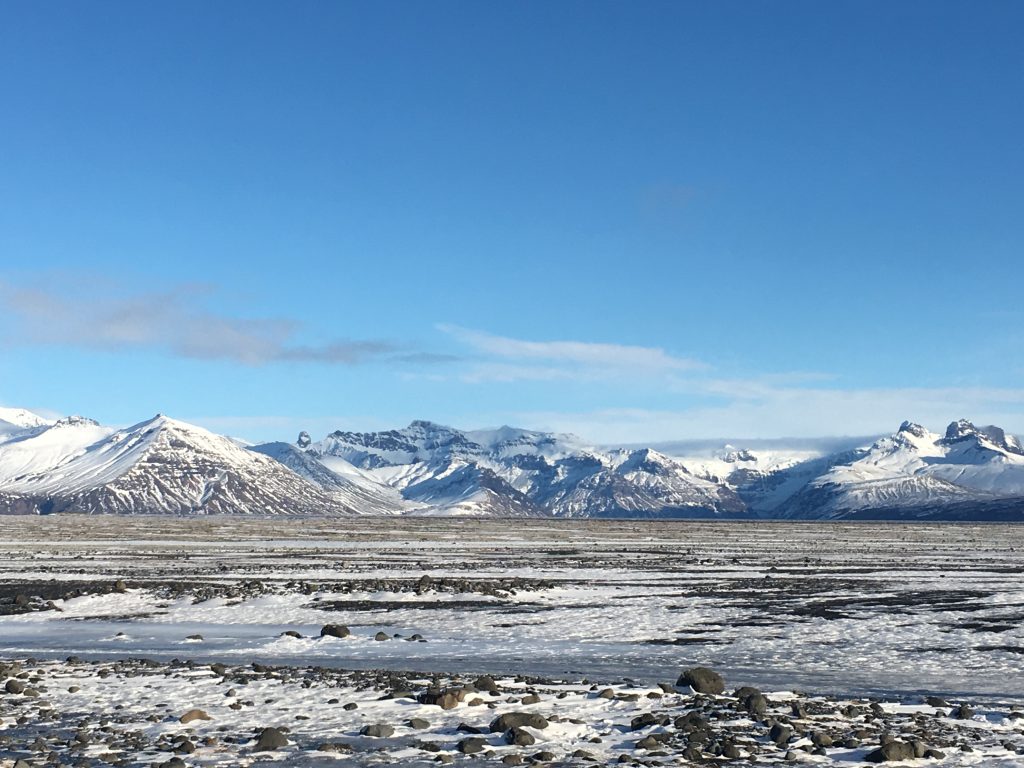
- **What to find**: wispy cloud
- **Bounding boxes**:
[438,324,707,382]
[0,281,440,366]
[517,385,1024,444]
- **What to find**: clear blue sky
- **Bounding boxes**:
[1,1,1022,443]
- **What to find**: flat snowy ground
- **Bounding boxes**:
[0,517,1022,766]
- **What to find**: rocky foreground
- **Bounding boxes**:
[1,657,1022,767]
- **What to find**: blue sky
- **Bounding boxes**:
[1,1,1022,443]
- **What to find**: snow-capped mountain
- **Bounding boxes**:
[0,406,1021,519]
[295,420,747,518]
[0,414,353,516]
[248,441,416,515]
[700,420,1024,519]
[0,406,54,438]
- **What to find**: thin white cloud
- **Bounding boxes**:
[517,385,1024,444]
[438,324,707,382]
[0,281,422,366]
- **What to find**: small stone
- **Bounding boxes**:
[360,724,395,738]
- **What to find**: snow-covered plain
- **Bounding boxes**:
[1,517,1023,767]
[1,517,1021,701]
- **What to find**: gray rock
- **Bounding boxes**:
[255,727,289,750]
[320,624,351,639]
[458,737,488,754]
[490,712,549,732]
[506,726,535,746]
[769,723,793,746]
[360,724,395,738]
[677,666,725,695]
[865,741,916,763]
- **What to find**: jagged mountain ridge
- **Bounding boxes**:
[304,420,751,518]
[688,419,1024,519]
[0,407,1021,519]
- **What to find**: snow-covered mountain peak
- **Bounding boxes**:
[0,406,54,434]
[937,419,1023,457]
[897,421,931,439]
[944,418,981,442]
[52,415,101,429]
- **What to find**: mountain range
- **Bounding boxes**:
[0,405,1021,520]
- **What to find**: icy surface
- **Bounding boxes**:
[0,517,1021,703]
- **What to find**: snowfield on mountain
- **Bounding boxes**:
[0,407,1021,519]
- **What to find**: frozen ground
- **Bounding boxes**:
[0,517,1022,766]
[0,517,1021,702]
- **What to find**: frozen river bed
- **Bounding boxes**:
[1,516,1021,704]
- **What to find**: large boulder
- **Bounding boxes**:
[418,689,460,710]
[255,727,289,750]
[320,624,351,639]
[489,712,549,732]
[676,667,725,695]
[865,741,916,763]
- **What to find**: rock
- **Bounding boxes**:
[458,737,488,754]
[5,679,26,694]
[631,712,669,730]
[255,727,289,750]
[952,704,975,720]
[490,712,549,732]
[736,688,768,717]
[343,702,358,711]
[506,726,536,746]
[114,580,127,593]
[473,675,499,693]
[926,696,949,707]
[280,630,303,639]
[419,690,460,710]
[769,723,793,746]
[320,624,351,639]
[373,631,390,641]
[596,688,615,699]
[865,741,916,762]
[811,732,833,748]
[179,709,211,724]
[361,724,395,738]
[407,718,431,729]
[677,666,725,695]
[318,742,353,753]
